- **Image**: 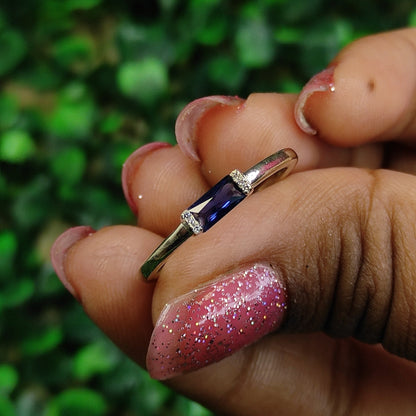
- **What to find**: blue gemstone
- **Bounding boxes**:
[187,175,246,232]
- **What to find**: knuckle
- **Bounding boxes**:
[324,171,394,342]
[325,169,416,360]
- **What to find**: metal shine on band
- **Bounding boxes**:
[141,148,298,280]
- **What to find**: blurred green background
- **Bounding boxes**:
[0,0,415,415]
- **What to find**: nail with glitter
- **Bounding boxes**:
[146,264,287,380]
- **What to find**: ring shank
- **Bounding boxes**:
[141,223,193,279]
[141,148,298,280]
[244,148,297,189]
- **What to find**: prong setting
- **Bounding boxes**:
[181,210,203,235]
[229,169,252,195]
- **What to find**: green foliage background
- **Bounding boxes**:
[0,0,415,415]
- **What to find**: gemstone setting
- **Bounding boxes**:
[181,175,247,234]
[229,169,252,195]
[181,210,203,234]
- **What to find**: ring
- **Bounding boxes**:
[141,148,298,280]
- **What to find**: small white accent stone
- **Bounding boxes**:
[230,170,252,195]
[181,210,203,234]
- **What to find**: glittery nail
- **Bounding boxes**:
[146,263,287,380]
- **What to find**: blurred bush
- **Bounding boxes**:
[0,0,414,415]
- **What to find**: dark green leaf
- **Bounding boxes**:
[50,147,86,184]
[0,30,27,76]
[21,326,63,356]
[46,388,108,416]
[65,0,102,10]
[0,230,18,281]
[0,396,16,416]
[0,365,19,395]
[52,36,95,74]
[208,56,246,91]
[48,83,95,140]
[117,58,169,107]
[0,278,34,308]
[0,94,19,130]
[235,18,275,68]
[73,342,119,381]
[0,130,35,163]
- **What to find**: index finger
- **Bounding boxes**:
[174,94,382,185]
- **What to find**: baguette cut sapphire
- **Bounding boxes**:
[186,175,246,232]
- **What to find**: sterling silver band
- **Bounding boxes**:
[141,148,298,280]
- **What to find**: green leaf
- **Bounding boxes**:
[48,83,95,140]
[0,396,16,416]
[12,176,52,228]
[0,94,19,130]
[410,8,416,27]
[21,326,63,356]
[174,396,213,416]
[99,112,123,134]
[50,147,86,184]
[46,388,108,416]
[0,230,18,281]
[0,130,35,163]
[65,0,102,10]
[73,342,119,381]
[196,15,227,46]
[116,22,175,64]
[300,19,354,76]
[52,35,94,73]
[235,18,275,68]
[130,370,172,414]
[16,63,62,90]
[109,142,137,173]
[117,58,169,107]
[208,56,246,90]
[0,29,27,76]
[274,26,304,44]
[0,278,34,308]
[0,365,19,395]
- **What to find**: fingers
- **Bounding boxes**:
[51,211,416,415]
[126,145,208,235]
[176,93,360,182]
[295,28,416,145]
[125,93,385,237]
[166,334,416,415]
[51,225,161,366]
[149,167,416,374]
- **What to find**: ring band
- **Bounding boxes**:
[141,148,298,280]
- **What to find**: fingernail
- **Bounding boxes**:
[50,226,96,300]
[122,142,172,214]
[146,263,287,380]
[294,66,336,135]
[175,95,245,162]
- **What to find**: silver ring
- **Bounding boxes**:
[141,148,298,280]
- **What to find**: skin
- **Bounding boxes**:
[60,29,416,415]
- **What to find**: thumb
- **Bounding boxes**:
[148,166,416,378]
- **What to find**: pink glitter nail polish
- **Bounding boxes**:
[146,264,287,380]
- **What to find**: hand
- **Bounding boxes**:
[51,28,416,415]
